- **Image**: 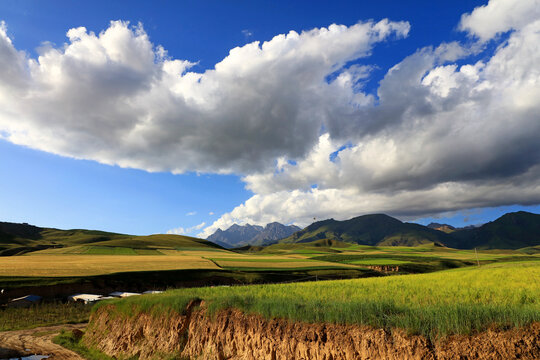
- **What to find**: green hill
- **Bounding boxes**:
[280,214,449,247]
[447,211,540,249]
[0,222,223,255]
[279,211,540,250]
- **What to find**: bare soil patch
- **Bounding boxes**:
[0,323,85,360]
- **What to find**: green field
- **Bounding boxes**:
[98,261,540,339]
[0,302,92,331]
[1,225,539,339]
[0,238,538,278]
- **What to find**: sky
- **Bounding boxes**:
[0,0,539,237]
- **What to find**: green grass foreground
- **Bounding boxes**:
[53,330,115,360]
[96,261,540,339]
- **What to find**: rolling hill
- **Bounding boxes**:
[0,222,223,256]
[2,211,539,256]
[279,214,449,247]
[444,211,540,249]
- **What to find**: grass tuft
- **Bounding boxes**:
[53,329,116,360]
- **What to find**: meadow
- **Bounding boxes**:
[0,302,92,331]
[0,254,220,277]
[0,241,537,278]
[99,261,540,339]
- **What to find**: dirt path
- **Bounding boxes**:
[0,324,86,360]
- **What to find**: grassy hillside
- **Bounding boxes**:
[280,214,448,247]
[279,212,540,250]
[448,211,540,249]
[0,221,223,256]
[97,260,540,339]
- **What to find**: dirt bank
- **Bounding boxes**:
[84,304,540,360]
[0,323,85,360]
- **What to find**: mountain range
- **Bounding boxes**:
[206,222,301,248]
[277,211,540,250]
[1,211,539,255]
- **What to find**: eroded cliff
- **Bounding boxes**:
[84,303,540,360]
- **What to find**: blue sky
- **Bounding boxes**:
[0,0,539,236]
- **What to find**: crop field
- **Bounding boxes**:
[0,252,356,277]
[207,255,355,270]
[0,242,538,277]
[0,255,220,277]
[101,261,540,339]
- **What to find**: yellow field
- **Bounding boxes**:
[0,252,352,277]
[3,242,533,277]
[0,255,219,277]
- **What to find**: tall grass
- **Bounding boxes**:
[0,302,92,331]
[97,261,540,339]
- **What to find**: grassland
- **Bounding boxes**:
[53,330,114,360]
[0,224,223,256]
[98,261,540,339]
[0,255,221,277]
[0,240,538,278]
[0,302,91,331]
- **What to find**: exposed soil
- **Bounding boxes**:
[84,304,540,360]
[0,323,85,360]
[365,265,400,272]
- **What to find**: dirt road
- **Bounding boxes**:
[0,324,86,360]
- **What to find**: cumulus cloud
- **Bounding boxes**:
[199,0,540,237]
[1,0,539,240]
[167,221,206,235]
[0,19,409,174]
[459,0,540,41]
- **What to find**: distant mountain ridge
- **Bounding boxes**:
[427,223,481,233]
[281,214,448,247]
[444,211,540,249]
[2,211,539,254]
[279,211,540,250]
[207,222,301,248]
[427,223,456,233]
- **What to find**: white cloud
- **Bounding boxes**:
[459,0,540,41]
[167,221,206,235]
[1,0,539,240]
[0,19,409,174]
[186,211,197,216]
[209,211,214,215]
[199,172,540,238]
[199,0,540,237]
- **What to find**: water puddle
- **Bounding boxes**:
[2,355,49,360]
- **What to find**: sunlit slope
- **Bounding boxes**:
[0,222,223,255]
[0,254,221,276]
